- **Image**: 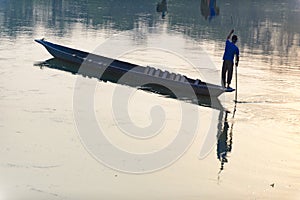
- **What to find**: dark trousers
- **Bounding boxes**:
[221,60,234,87]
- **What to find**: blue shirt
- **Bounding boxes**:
[223,40,239,62]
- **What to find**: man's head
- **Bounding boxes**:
[232,35,238,43]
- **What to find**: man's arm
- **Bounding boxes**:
[235,55,239,67]
[227,29,234,40]
[235,47,240,67]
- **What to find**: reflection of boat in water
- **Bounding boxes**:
[35,39,234,98]
[35,58,224,110]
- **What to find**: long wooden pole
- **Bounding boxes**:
[235,65,237,102]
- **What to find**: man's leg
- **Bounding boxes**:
[226,61,234,87]
[221,61,227,87]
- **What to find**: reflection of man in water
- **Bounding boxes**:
[217,111,232,171]
[156,0,168,18]
[201,0,220,20]
[222,29,239,88]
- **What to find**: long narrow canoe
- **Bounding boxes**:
[35,39,233,97]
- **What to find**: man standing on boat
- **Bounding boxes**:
[222,29,239,88]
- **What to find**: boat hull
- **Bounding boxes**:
[35,39,230,97]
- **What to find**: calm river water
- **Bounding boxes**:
[0,0,300,199]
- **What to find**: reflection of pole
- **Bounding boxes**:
[229,101,237,153]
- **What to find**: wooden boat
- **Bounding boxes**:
[35,39,234,97]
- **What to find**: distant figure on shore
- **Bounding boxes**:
[221,29,239,88]
[156,0,168,19]
[201,0,220,21]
